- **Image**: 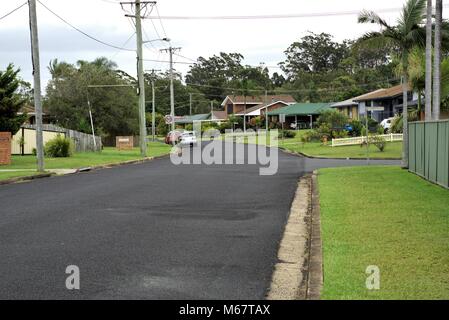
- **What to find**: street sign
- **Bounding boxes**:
[164,115,174,125]
[279,114,286,124]
[366,106,384,112]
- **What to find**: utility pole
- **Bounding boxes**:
[146,69,160,141]
[123,1,156,156]
[160,46,181,132]
[425,0,432,121]
[86,92,97,150]
[135,0,146,156]
[189,93,193,115]
[28,0,44,172]
[433,0,443,120]
[210,101,213,114]
[264,90,268,130]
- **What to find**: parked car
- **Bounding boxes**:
[165,130,183,145]
[380,117,394,132]
[178,131,197,147]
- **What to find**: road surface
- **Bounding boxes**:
[0,144,399,299]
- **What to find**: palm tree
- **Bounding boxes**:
[358,0,427,168]
[425,0,433,120]
[432,0,443,120]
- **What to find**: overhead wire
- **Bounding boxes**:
[0,2,27,21]
[37,0,134,52]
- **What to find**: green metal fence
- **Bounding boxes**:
[409,120,449,188]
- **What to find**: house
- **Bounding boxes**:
[267,103,333,129]
[221,95,296,115]
[332,85,416,123]
[17,104,51,124]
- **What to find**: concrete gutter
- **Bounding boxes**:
[266,171,323,300]
[0,173,53,186]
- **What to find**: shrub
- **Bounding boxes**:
[278,130,296,138]
[185,124,193,131]
[317,110,349,130]
[390,115,403,133]
[157,118,169,135]
[349,119,364,137]
[369,134,387,152]
[218,121,232,133]
[44,134,73,157]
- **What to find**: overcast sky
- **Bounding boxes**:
[1,0,448,91]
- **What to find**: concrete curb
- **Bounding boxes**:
[307,170,323,300]
[279,147,401,161]
[0,154,170,186]
[0,173,53,186]
[267,176,312,300]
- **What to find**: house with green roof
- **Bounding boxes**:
[267,103,333,129]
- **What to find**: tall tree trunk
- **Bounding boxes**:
[402,72,409,168]
[425,0,433,121]
[433,0,442,120]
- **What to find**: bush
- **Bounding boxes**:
[390,115,403,133]
[369,135,387,152]
[44,134,73,157]
[349,119,364,137]
[218,121,232,133]
[157,118,169,136]
[317,110,349,130]
[278,130,296,138]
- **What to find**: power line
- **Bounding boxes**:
[0,2,27,21]
[36,0,134,51]
[144,5,449,20]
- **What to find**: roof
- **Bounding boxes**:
[17,104,47,115]
[211,111,228,120]
[235,101,291,116]
[267,103,333,116]
[331,90,384,108]
[354,85,409,102]
[175,113,210,124]
[221,94,296,106]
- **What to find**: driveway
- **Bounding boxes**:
[0,143,399,299]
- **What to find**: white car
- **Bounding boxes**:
[178,131,197,147]
[380,117,394,132]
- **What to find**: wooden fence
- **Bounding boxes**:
[331,133,403,147]
[12,124,102,155]
[409,120,449,189]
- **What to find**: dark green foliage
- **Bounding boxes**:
[44,134,73,157]
[45,57,139,139]
[0,64,27,134]
[157,118,169,136]
[278,130,297,139]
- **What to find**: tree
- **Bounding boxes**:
[358,0,427,168]
[0,64,27,134]
[185,52,244,100]
[45,57,139,138]
[280,32,350,79]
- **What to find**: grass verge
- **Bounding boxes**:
[318,166,449,299]
[0,142,171,179]
[279,131,402,159]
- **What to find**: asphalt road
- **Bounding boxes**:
[0,143,399,299]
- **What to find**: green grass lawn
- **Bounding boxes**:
[279,130,402,159]
[318,166,449,299]
[0,142,171,179]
